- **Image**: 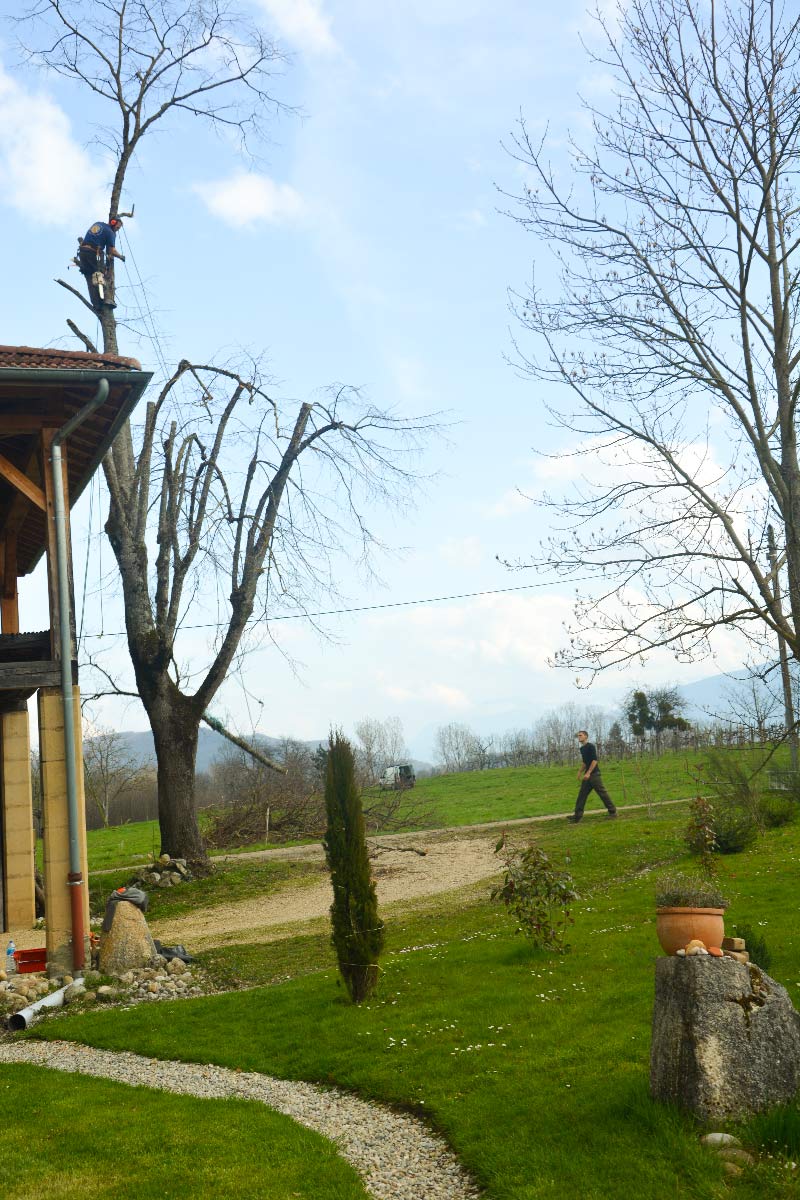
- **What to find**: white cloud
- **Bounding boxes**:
[192,172,307,228]
[0,64,110,227]
[259,0,338,56]
[437,536,483,569]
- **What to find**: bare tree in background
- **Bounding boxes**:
[434,722,486,773]
[353,716,409,785]
[22,0,433,866]
[506,0,800,693]
[83,722,145,827]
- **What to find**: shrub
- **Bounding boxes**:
[758,793,797,829]
[699,750,763,852]
[491,841,578,952]
[734,922,772,972]
[684,795,718,877]
[654,871,728,910]
[713,803,758,853]
[323,732,384,1004]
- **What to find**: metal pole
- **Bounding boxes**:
[51,378,109,969]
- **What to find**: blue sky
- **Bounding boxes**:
[0,0,748,757]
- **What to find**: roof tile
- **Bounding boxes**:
[0,345,142,372]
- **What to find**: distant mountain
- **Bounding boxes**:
[108,728,433,776]
[112,728,326,773]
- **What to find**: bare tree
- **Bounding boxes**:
[434,722,486,773]
[505,0,800,688]
[22,0,433,866]
[498,728,537,767]
[353,716,409,785]
[83,722,145,827]
[205,739,324,847]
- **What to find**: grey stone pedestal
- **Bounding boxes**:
[650,955,800,1120]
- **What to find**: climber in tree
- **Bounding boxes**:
[77,217,125,310]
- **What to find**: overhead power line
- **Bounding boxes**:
[79,578,564,641]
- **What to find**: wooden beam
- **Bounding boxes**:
[0,415,51,433]
[0,452,46,510]
[0,662,64,690]
[1,532,19,634]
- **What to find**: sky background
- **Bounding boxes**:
[0,0,752,758]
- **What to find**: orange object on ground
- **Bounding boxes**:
[14,948,46,974]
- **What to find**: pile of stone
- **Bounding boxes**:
[0,955,210,1023]
[699,1133,756,1179]
[133,854,192,889]
[675,934,749,960]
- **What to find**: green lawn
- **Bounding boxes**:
[0,1063,369,1200]
[31,806,800,1199]
[396,746,788,829]
[81,748,788,875]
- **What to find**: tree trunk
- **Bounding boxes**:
[147,687,206,868]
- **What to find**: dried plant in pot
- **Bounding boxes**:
[654,872,729,955]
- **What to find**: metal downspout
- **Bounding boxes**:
[50,378,110,971]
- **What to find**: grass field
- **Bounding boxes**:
[82,749,749,876]
[28,799,800,1199]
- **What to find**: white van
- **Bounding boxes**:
[379,764,416,790]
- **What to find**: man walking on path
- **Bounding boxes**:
[568,730,617,823]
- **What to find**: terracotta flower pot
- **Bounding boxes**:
[655,907,725,955]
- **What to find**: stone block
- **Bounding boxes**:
[651,956,800,1120]
[722,937,746,952]
[99,902,159,975]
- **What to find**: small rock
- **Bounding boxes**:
[173,862,189,877]
[181,973,193,986]
[701,1133,740,1148]
[675,948,686,957]
[149,872,161,884]
[166,958,186,975]
[159,854,171,866]
[708,947,724,958]
[722,1162,742,1177]
[722,936,746,952]
[718,1148,755,1166]
[724,950,749,963]
[63,975,74,986]
[147,981,160,994]
[97,985,115,997]
[118,971,135,986]
[686,945,706,956]
[64,982,86,1002]
[0,970,6,982]
[84,992,97,1002]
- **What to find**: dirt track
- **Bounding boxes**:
[150,829,503,951]
[149,798,688,951]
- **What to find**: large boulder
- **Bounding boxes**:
[99,901,159,975]
[651,955,800,1120]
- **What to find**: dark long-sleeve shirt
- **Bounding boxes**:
[579,742,599,772]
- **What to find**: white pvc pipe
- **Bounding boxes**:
[6,978,84,1032]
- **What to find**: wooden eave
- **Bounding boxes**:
[0,362,152,576]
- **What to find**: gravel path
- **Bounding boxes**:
[0,1039,481,1200]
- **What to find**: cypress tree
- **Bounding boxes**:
[323,731,384,1003]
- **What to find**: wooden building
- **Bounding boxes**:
[0,346,151,972]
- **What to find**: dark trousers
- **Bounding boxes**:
[574,770,616,819]
[79,245,106,309]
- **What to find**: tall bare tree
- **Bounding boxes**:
[82,721,145,827]
[506,0,800,689]
[22,0,432,864]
